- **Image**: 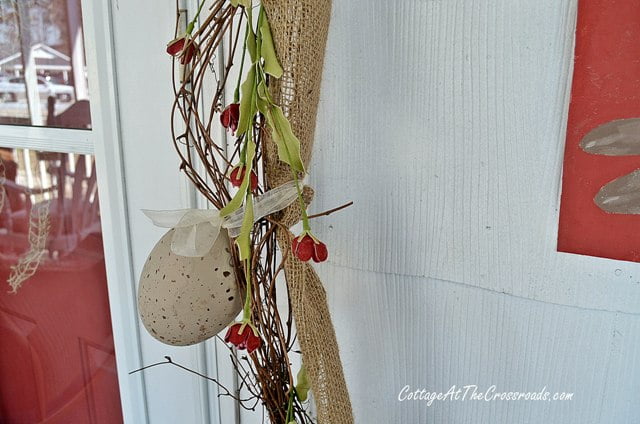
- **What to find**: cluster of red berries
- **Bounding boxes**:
[291,233,328,263]
[218,102,331,264]
[189,93,331,352]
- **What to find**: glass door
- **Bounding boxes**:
[0,0,141,422]
[0,149,122,423]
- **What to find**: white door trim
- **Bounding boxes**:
[0,125,93,154]
[81,0,149,422]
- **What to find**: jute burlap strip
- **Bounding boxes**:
[261,0,354,423]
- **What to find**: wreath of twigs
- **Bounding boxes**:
[163,1,310,422]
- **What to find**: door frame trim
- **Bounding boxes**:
[81,0,149,422]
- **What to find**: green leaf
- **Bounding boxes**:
[245,19,257,63]
[259,17,283,78]
[256,78,268,100]
[237,65,257,136]
[219,140,256,217]
[265,105,305,172]
[219,178,247,217]
[234,138,257,259]
[256,95,269,117]
[256,79,271,114]
[237,194,254,260]
[295,365,310,402]
[230,0,252,8]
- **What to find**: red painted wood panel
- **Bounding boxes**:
[558,0,640,261]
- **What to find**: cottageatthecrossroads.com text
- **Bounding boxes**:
[398,385,574,406]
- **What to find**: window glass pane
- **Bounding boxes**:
[0,0,91,129]
[0,148,122,422]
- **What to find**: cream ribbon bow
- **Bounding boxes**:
[143,181,298,257]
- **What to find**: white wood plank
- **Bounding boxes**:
[310,0,640,314]
[109,3,212,423]
[319,264,640,423]
[0,125,93,154]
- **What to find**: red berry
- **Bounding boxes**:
[229,165,258,191]
[312,241,328,263]
[166,36,198,64]
[245,330,262,353]
[292,234,328,262]
[224,323,245,346]
[220,103,240,133]
[180,40,198,64]
[229,166,243,187]
[224,323,261,354]
[166,38,185,56]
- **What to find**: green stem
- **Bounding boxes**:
[256,5,265,57]
[291,169,310,232]
[262,104,310,232]
[242,257,252,320]
[186,0,207,34]
[285,389,295,423]
[240,134,247,164]
[234,14,251,103]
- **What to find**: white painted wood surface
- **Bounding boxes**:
[314,0,640,314]
[306,0,640,422]
[320,265,640,423]
[109,1,218,423]
[82,0,149,421]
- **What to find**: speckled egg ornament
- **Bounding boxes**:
[138,229,242,346]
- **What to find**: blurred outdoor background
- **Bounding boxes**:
[0,0,90,129]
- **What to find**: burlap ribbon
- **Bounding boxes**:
[261,1,354,423]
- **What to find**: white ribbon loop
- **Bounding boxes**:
[143,181,298,257]
[172,222,221,257]
[223,181,299,237]
[142,209,224,257]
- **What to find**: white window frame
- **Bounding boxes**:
[0,1,148,422]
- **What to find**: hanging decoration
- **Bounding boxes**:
[136,0,353,422]
[7,200,50,293]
